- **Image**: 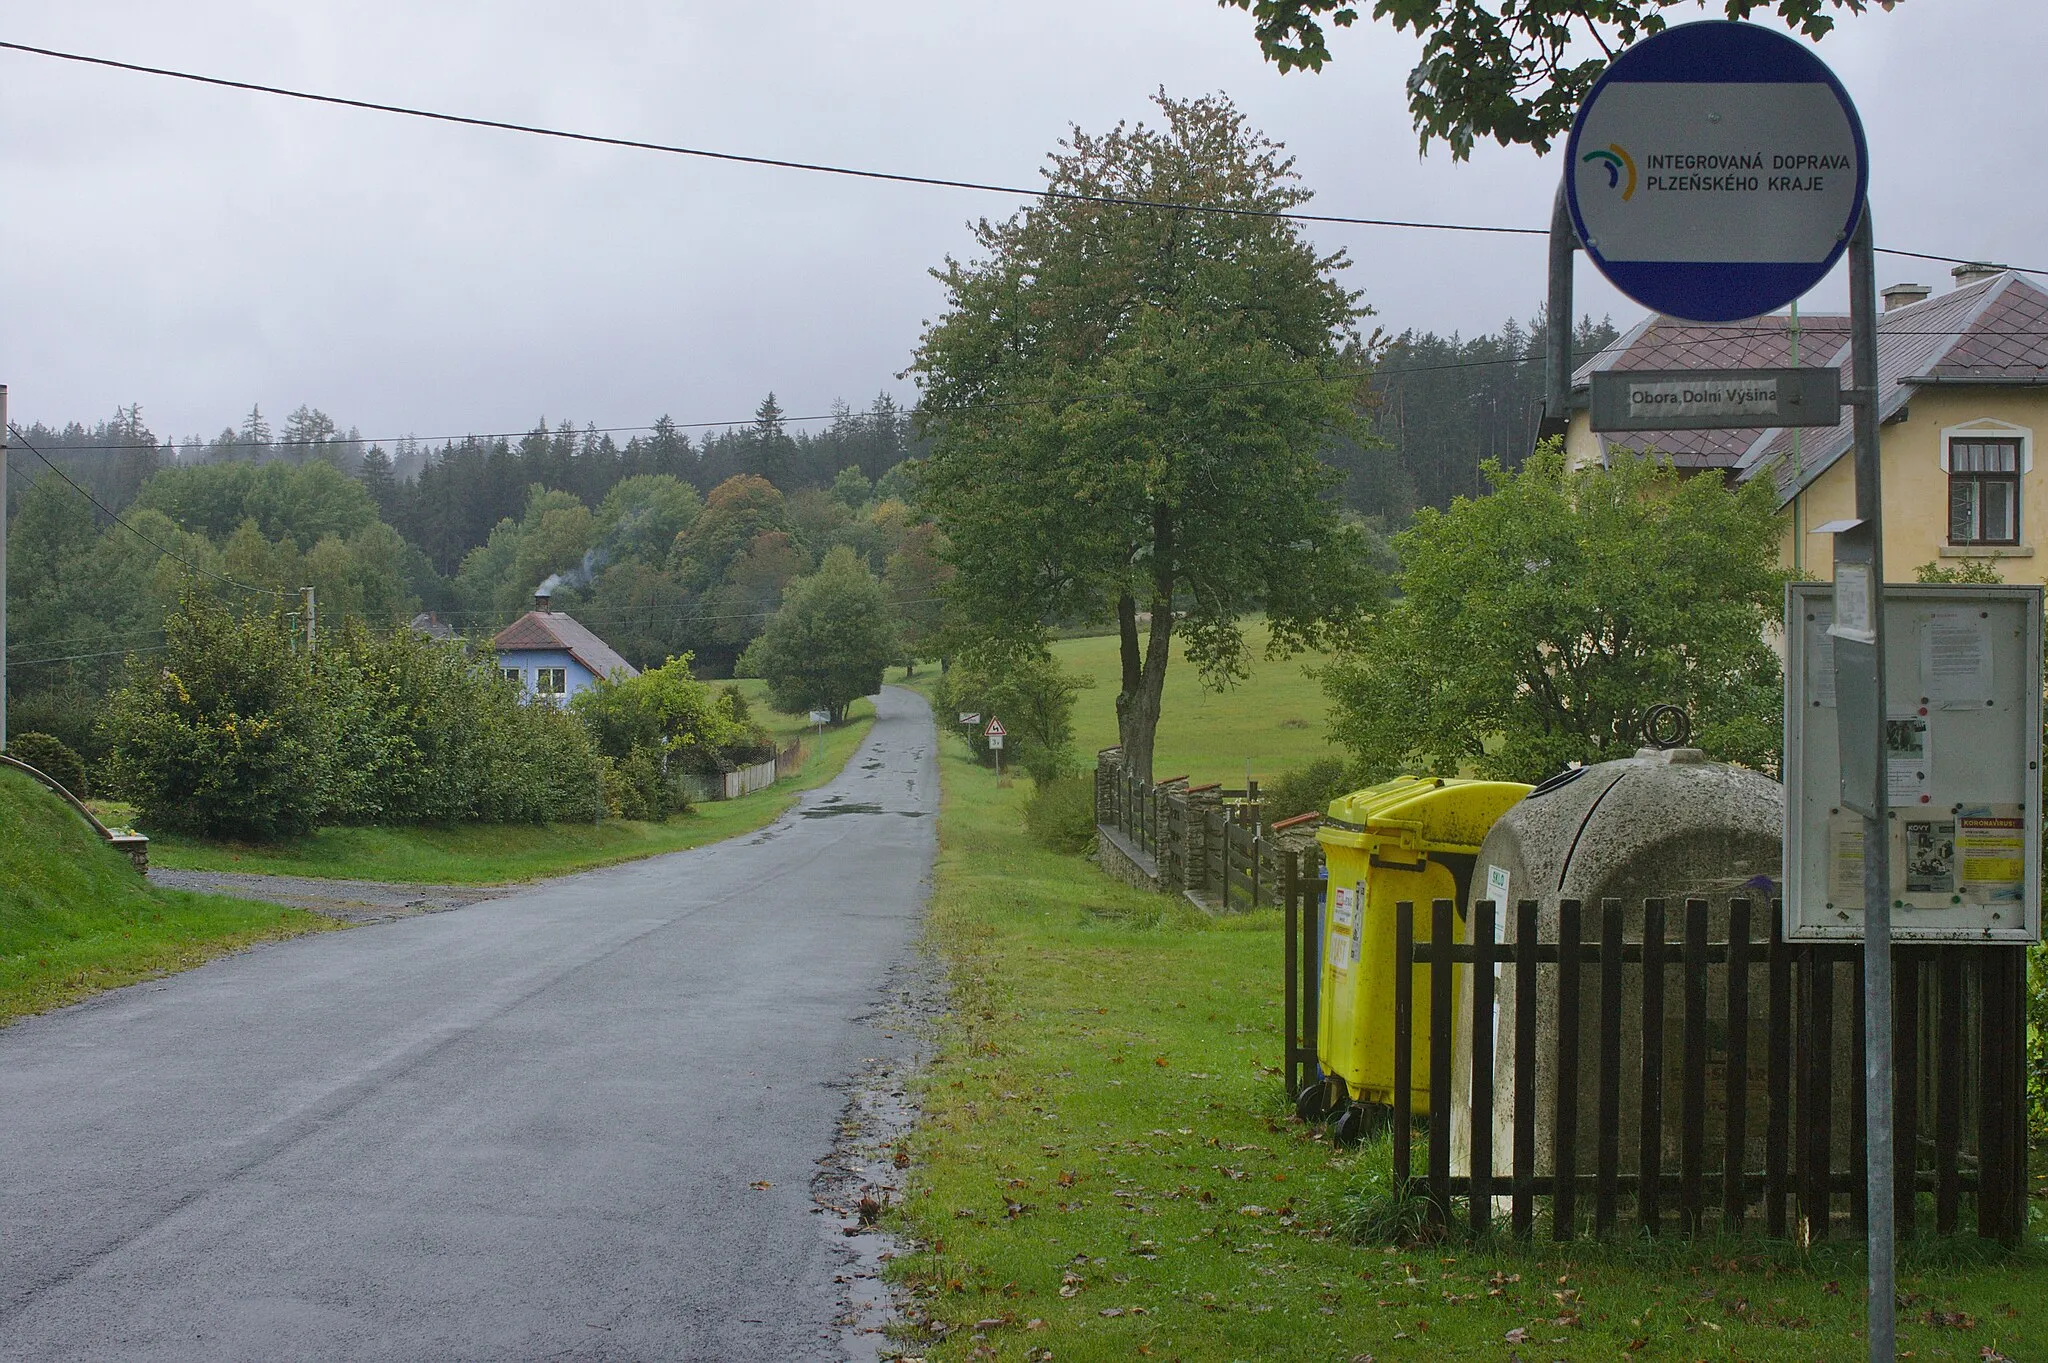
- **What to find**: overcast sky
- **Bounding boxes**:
[1,0,2040,448]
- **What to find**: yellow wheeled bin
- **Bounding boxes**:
[1310,776,1530,1132]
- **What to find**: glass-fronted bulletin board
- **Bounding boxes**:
[1784,581,2043,942]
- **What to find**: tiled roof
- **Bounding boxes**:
[1736,273,2048,503]
[493,611,639,681]
[1573,312,1851,469]
[1572,271,2048,500]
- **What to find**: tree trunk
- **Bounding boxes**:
[1114,509,1176,782]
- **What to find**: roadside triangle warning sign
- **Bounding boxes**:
[983,718,1005,738]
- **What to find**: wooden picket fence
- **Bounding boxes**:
[1096,755,1310,912]
[1382,897,2027,1244]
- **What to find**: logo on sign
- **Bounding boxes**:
[1581,143,1637,200]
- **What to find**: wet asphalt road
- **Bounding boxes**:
[0,686,938,1361]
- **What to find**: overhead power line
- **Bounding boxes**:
[1,38,2037,277]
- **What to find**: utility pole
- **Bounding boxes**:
[1,386,9,752]
[302,585,316,657]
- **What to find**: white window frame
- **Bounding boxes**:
[535,666,568,697]
[1941,418,2032,551]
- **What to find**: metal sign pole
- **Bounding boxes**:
[1829,204,1895,1361]
[1540,184,1575,446]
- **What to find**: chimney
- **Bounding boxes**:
[1951,262,2007,289]
[534,590,550,612]
[1882,282,1931,311]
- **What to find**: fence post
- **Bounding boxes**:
[1511,899,1538,1240]
[1302,851,1321,1092]
[1765,902,1792,1238]
[1639,899,1667,1237]
[1893,948,1919,1241]
[1428,898,1455,1230]
[1553,900,1583,1241]
[1595,899,1624,1238]
[1679,899,1709,1234]
[1393,900,1414,1197]
[1283,851,1299,1098]
[1723,899,1753,1233]
[1470,898,1497,1236]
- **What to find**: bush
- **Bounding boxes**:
[319,622,605,826]
[933,638,1092,784]
[101,598,329,840]
[1263,755,1355,823]
[572,655,766,813]
[1023,776,1098,855]
[4,731,89,798]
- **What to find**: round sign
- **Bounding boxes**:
[1565,20,1868,324]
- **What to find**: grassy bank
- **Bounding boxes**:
[146,693,876,885]
[1,766,336,1026]
[888,741,2041,1361]
[1049,620,1335,786]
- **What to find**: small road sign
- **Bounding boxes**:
[1589,366,1841,432]
[809,709,831,724]
[1565,20,1868,323]
[985,734,1003,750]
[958,712,980,725]
[983,718,1005,738]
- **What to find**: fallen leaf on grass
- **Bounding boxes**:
[1924,1309,1978,1329]
[1503,1327,1529,1344]
[1100,1307,1123,1318]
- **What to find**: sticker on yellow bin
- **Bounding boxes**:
[1312,776,1530,1117]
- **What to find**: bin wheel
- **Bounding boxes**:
[1294,1082,1328,1124]
[1331,1104,1369,1147]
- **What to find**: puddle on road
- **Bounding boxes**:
[800,802,925,819]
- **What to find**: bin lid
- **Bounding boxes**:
[1316,775,1532,853]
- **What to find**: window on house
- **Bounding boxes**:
[501,667,522,685]
[1949,438,2021,546]
[535,667,568,696]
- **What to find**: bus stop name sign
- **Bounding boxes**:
[1566,20,1868,324]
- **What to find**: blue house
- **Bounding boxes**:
[492,589,638,704]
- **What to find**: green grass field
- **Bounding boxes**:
[889,674,2043,1361]
[146,690,876,885]
[1050,620,1340,787]
[0,766,336,1026]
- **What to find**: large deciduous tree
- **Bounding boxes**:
[740,547,898,723]
[912,91,1374,782]
[1219,0,1898,157]
[1321,444,1786,782]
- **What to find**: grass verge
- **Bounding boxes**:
[1,766,337,1026]
[888,740,2042,1361]
[144,697,876,884]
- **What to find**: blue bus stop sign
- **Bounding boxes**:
[1565,21,1868,324]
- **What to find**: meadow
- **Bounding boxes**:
[1051,621,1338,785]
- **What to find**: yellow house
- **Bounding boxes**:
[1565,265,2048,583]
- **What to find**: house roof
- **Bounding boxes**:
[1570,270,2048,502]
[492,610,639,681]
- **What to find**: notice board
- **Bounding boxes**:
[1784,581,2042,942]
